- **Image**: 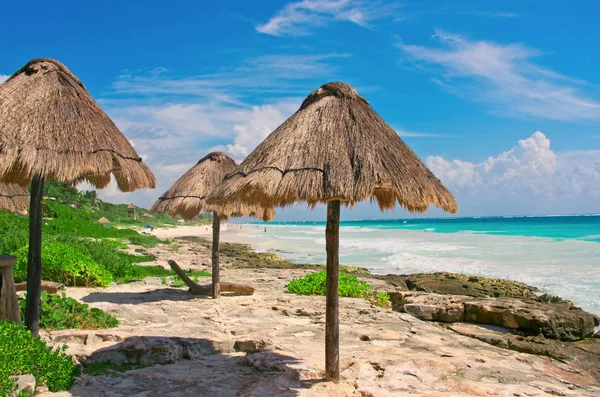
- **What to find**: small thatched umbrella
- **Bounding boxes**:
[208,82,457,380]
[0,182,29,214]
[97,217,110,225]
[152,152,274,298]
[0,58,156,335]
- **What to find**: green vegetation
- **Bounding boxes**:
[286,271,372,298]
[374,291,391,308]
[128,234,164,248]
[13,242,113,287]
[0,320,80,395]
[84,362,148,376]
[0,181,213,287]
[18,293,119,331]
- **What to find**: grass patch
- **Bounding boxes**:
[18,292,119,331]
[128,234,164,248]
[0,320,80,394]
[13,242,112,287]
[84,362,148,376]
[286,271,372,298]
[373,291,391,308]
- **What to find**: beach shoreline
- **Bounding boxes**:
[39,231,600,396]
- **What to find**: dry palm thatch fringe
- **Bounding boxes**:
[208,82,457,214]
[0,58,155,191]
[152,152,275,221]
[0,181,29,213]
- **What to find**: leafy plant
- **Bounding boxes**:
[128,234,164,248]
[286,271,372,298]
[13,242,112,287]
[18,292,119,331]
[374,291,391,308]
[0,320,80,394]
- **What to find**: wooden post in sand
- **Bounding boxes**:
[25,176,45,336]
[325,200,340,381]
[0,255,21,323]
[212,212,220,299]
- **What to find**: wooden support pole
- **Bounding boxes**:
[212,212,221,299]
[25,176,44,337]
[325,200,340,381]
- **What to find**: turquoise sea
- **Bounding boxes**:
[236,215,600,316]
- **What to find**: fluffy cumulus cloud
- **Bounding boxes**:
[257,0,400,36]
[427,132,600,215]
[398,31,600,121]
[224,102,299,160]
[0,75,9,83]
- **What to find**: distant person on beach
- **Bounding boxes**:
[264,227,267,233]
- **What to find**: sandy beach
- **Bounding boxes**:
[37,228,600,397]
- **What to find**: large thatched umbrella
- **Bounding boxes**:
[152,151,274,298]
[0,182,29,214]
[208,82,457,380]
[0,58,156,336]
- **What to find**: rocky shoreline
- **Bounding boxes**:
[39,236,599,396]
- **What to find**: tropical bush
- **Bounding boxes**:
[0,320,80,394]
[286,271,372,298]
[13,242,112,287]
[18,292,119,331]
[128,234,164,248]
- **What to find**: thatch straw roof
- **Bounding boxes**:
[152,152,275,221]
[0,58,156,191]
[0,181,29,213]
[142,213,154,219]
[208,82,457,214]
[128,203,136,209]
[97,217,110,224]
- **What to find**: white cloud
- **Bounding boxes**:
[398,31,600,121]
[0,75,9,84]
[225,102,299,161]
[111,53,350,97]
[257,0,400,36]
[395,128,446,138]
[427,132,600,215]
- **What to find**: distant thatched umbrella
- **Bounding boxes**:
[0,182,29,214]
[152,152,274,298]
[0,58,156,335]
[208,82,457,380]
[97,217,110,224]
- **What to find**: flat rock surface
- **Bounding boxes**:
[39,238,600,397]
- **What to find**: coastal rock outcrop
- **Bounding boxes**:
[464,297,598,341]
[391,292,599,341]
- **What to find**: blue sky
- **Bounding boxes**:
[1,0,599,220]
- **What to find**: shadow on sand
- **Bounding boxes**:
[66,335,328,396]
[81,288,212,305]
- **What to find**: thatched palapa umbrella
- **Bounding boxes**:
[0,58,156,336]
[152,151,274,298]
[208,82,457,380]
[0,181,29,214]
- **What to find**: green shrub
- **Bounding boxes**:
[48,236,157,283]
[13,242,112,287]
[374,291,391,308]
[286,271,372,298]
[128,234,164,248]
[18,292,119,331]
[0,320,80,394]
